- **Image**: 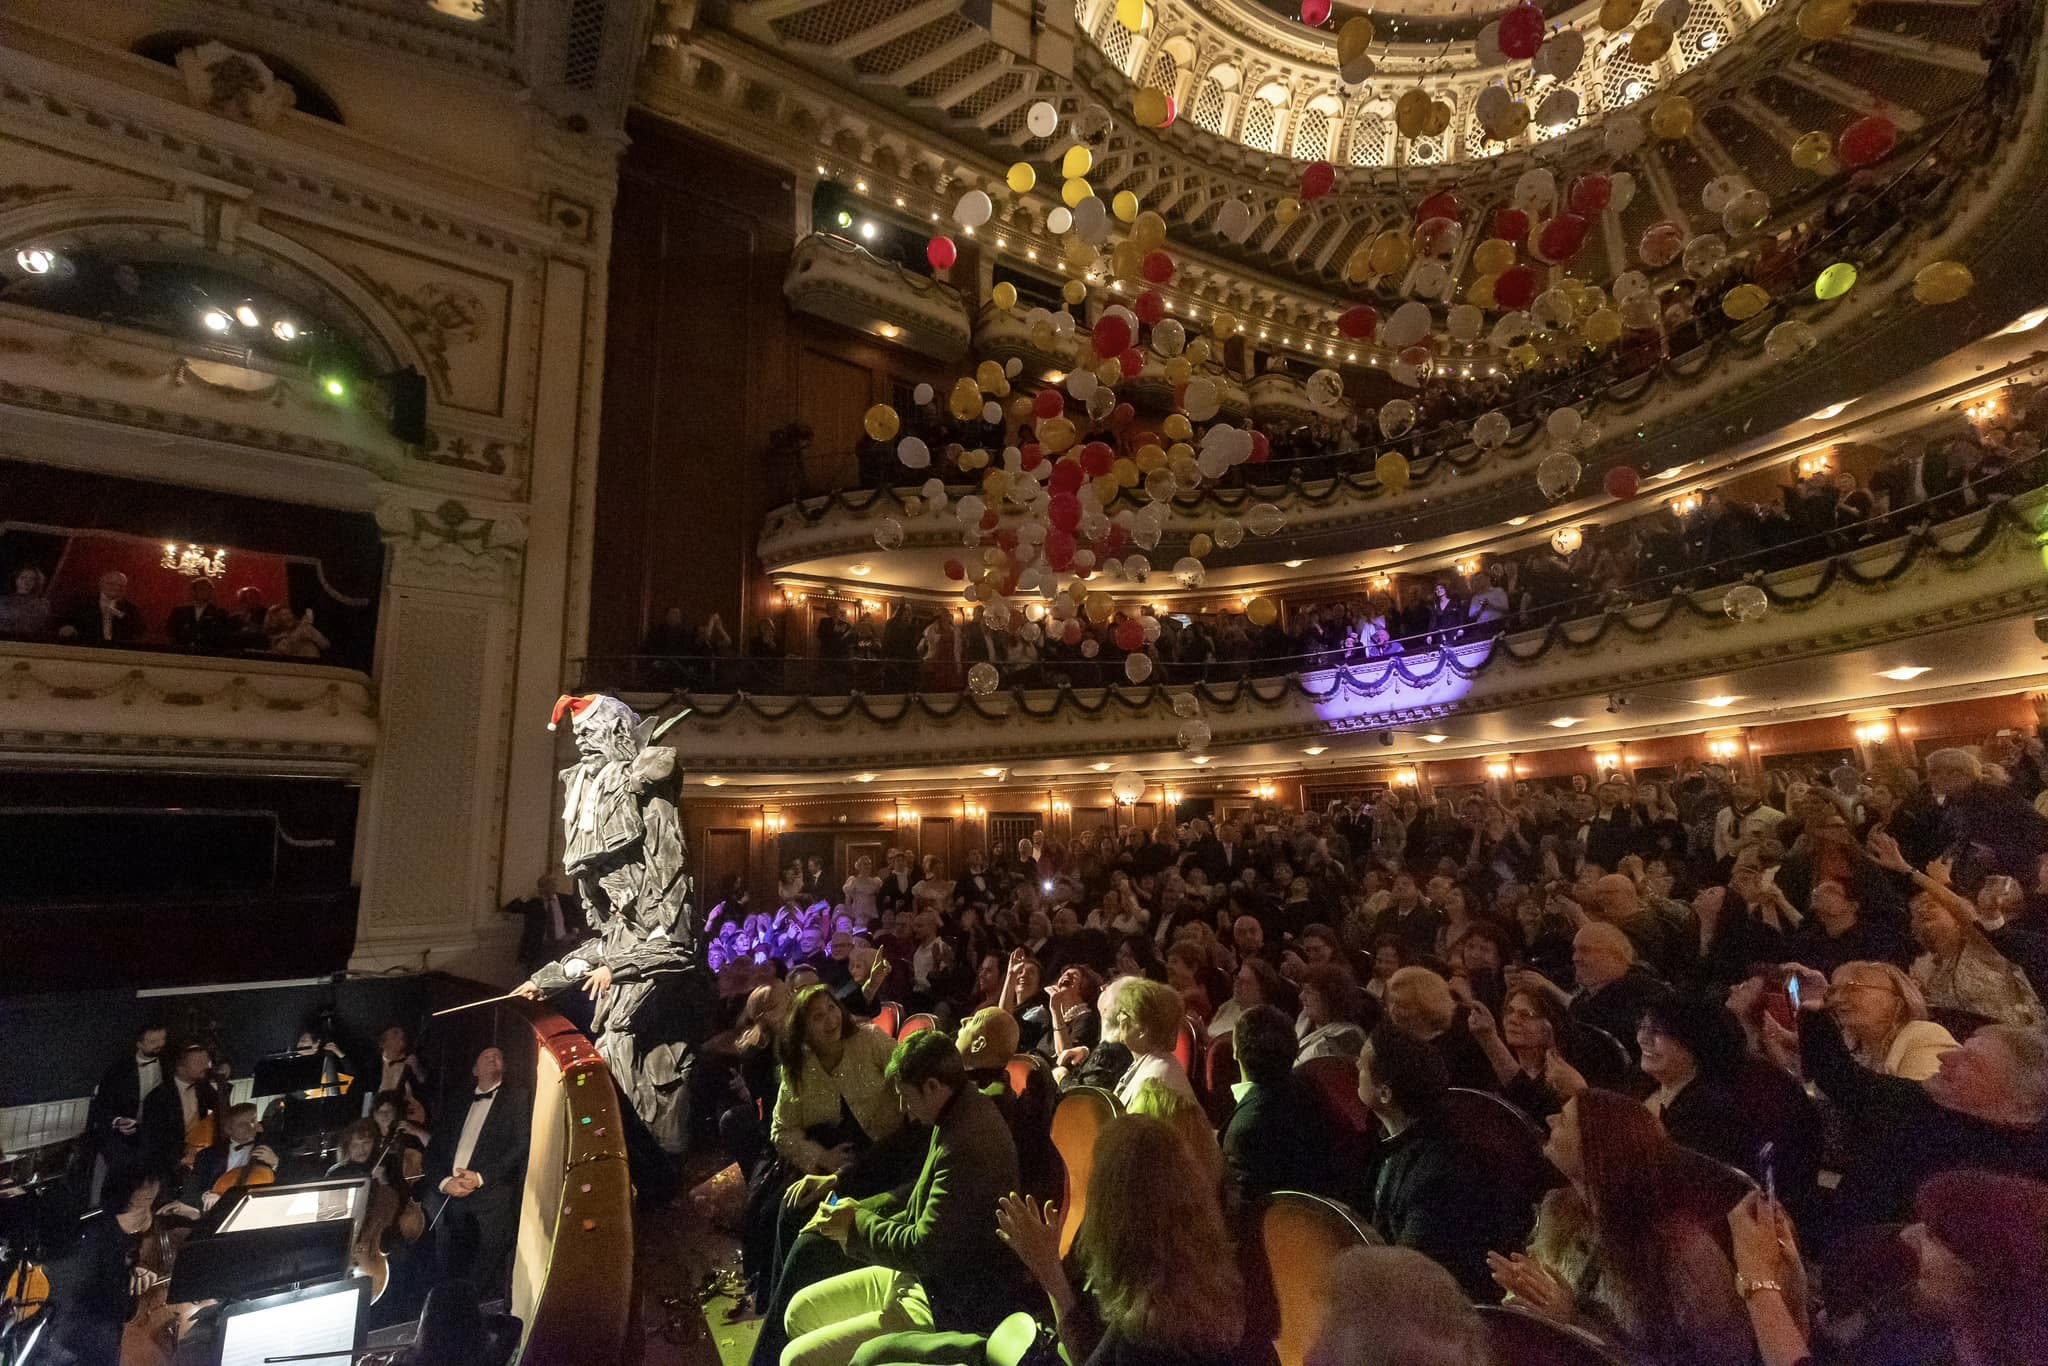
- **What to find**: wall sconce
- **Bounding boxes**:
[1796,451,1833,479]
[1370,573,1393,593]
[1963,393,2004,425]
[1051,798,1072,815]
[1669,492,1701,517]
[1854,721,1893,745]
[1163,786,1183,805]
[763,812,787,833]
[1485,761,1509,779]
[1707,737,1741,758]
[897,807,918,824]
[1453,557,1479,579]
[1396,769,1418,786]
[1255,780,1276,800]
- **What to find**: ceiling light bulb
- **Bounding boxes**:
[1702,696,1736,707]
[271,318,299,341]
[1302,745,1327,756]
[234,304,260,328]
[14,247,55,274]
[1548,717,1581,728]
[1421,733,1448,744]
[201,308,233,332]
[1879,666,1930,681]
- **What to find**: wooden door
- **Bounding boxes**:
[699,827,752,907]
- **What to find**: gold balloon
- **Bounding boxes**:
[1091,474,1121,503]
[1112,190,1140,223]
[1113,457,1139,487]
[1375,450,1411,491]
[1473,238,1517,276]
[1062,177,1092,208]
[1342,245,1375,286]
[1629,19,1672,61]
[1583,307,1624,346]
[1188,532,1214,558]
[1721,283,1770,320]
[976,359,1006,393]
[1062,279,1088,306]
[1186,337,1212,365]
[1598,0,1639,28]
[1133,87,1169,127]
[1396,88,1432,137]
[1650,95,1695,139]
[1086,590,1116,624]
[1062,145,1094,179]
[992,281,1018,311]
[1095,359,1122,387]
[1010,395,1034,423]
[1115,0,1147,31]
[1338,15,1376,63]
[1424,100,1453,137]
[1133,211,1168,251]
[1164,355,1193,385]
[863,403,900,442]
[1167,440,1195,466]
[1468,273,1499,309]
[1275,197,1303,226]
[1064,238,1099,273]
[983,469,1012,500]
[1796,0,1854,39]
[1790,130,1832,170]
[1912,260,1974,305]
[949,378,981,421]
[1246,596,1279,628]
[1113,239,1146,280]
[1163,414,1193,440]
[1210,309,1238,340]
[1508,342,1540,370]
[1039,416,1078,451]
[1368,230,1411,276]
[1136,443,1166,471]
[1029,321,1057,350]
[1006,162,1037,195]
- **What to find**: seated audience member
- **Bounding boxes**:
[1222,1005,1344,1206]
[1207,956,1294,1038]
[1791,967,2048,1227]
[1908,887,2044,1028]
[1104,977,1195,1107]
[168,576,236,653]
[1488,1090,1754,1366]
[0,566,52,639]
[992,1115,1246,1366]
[1636,997,1759,1172]
[1730,1171,2048,1366]
[1382,967,1494,1092]
[422,1047,529,1296]
[1462,985,1619,1120]
[1295,963,1370,1062]
[781,1031,1032,1366]
[1360,1024,1529,1302]
[1042,963,1106,1073]
[1125,1077,1224,1195]
[1584,874,1694,984]
[264,604,329,658]
[1687,882,1788,994]
[1164,941,1216,1023]
[1523,923,1672,1059]
[1738,960,1957,1081]
[58,570,142,645]
[1783,876,1912,977]
[1308,1246,1488,1366]
[956,1006,1021,1091]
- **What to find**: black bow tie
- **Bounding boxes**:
[473,1089,498,1102]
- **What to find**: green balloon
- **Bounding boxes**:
[1815,261,1858,300]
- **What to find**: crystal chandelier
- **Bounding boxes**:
[161,543,228,579]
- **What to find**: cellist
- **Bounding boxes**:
[184,1105,277,1213]
[39,1171,162,1365]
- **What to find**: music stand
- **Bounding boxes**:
[170,1178,364,1304]
[251,1054,330,1098]
[213,1276,370,1366]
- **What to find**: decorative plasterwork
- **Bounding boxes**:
[784,232,972,359]
[375,492,529,598]
[174,40,298,128]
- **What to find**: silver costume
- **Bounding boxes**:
[527,694,697,1153]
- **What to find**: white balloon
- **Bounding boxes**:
[956,494,986,524]
[1125,652,1153,684]
[1702,173,1745,214]
[1546,407,1584,443]
[1052,310,1076,335]
[1476,19,1505,64]
[1477,85,1515,127]
[1490,309,1533,349]
[1535,87,1581,128]
[982,400,1002,423]
[1447,303,1485,342]
[1004,357,1023,378]
[1152,318,1186,356]
[898,436,931,468]
[1073,196,1110,243]
[1609,171,1637,213]
[1514,167,1558,211]
[954,190,993,228]
[1026,100,1059,138]
[1383,300,1434,349]
[1611,270,1651,302]
[1067,370,1098,402]
[1413,260,1450,297]
[1340,53,1376,85]
[1047,206,1073,235]
[1603,115,1644,156]
[922,476,948,505]
[1183,377,1220,421]
[913,382,934,406]
[1533,28,1584,79]
[1216,199,1254,242]
[1388,358,1424,387]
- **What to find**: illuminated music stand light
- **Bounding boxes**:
[214,1275,370,1366]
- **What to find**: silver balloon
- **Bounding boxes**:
[1245,502,1286,536]
[1764,319,1817,361]
[1125,652,1154,684]
[967,661,1002,695]
[1172,556,1206,589]
[1681,233,1728,277]
[1379,399,1417,439]
[1723,584,1770,622]
[1537,451,1583,501]
[874,516,905,550]
[1471,409,1512,449]
[1213,517,1245,549]
[1306,369,1345,410]
[1177,718,1214,751]
[1171,690,1201,718]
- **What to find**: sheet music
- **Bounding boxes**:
[219,1284,361,1366]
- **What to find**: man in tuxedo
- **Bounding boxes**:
[501,872,586,976]
[423,1047,530,1294]
[140,1043,217,1185]
[57,570,142,646]
[168,577,237,654]
[877,848,918,919]
[358,1023,431,1121]
[86,1022,167,1187]
[956,848,998,909]
[186,1103,278,1210]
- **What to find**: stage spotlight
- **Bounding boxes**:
[15,247,55,274]
[322,376,348,399]
[272,318,300,341]
[201,308,234,332]
[235,303,261,328]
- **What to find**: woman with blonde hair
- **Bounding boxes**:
[1309,1247,1487,1366]
[996,1114,1246,1366]
[1125,1077,1223,1195]
[1824,960,1956,1079]
[1104,977,1195,1107]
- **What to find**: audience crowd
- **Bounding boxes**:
[695,731,2048,1366]
[0,568,330,660]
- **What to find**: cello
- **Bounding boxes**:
[345,1127,425,1303]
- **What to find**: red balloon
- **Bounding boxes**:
[926,236,958,270]
[1093,314,1133,358]
[1604,465,1640,500]
[943,558,966,580]
[1492,206,1531,244]
[1045,528,1076,570]
[1114,617,1145,652]
[1062,619,1084,645]
[1536,213,1589,262]
[1338,305,1380,339]
[1415,190,1463,224]
[1112,402,1136,427]
[1495,264,1539,311]
[1020,442,1045,470]
[1837,114,1897,169]
[1498,3,1545,59]
[1049,459,1084,494]
[1102,525,1129,558]
[1135,290,1166,326]
[1302,0,1332,23]
[1249,430,1271,464]
[1080,441,1115,477]
[1301,161,1336,201]
[1159,96,1177,128]
[996,528,1019,550]
[980,508,1000,531]
[1142,250,1176,284]
[1567,173,1611,215]
[1119,348,1144,379]
[1048,491,1082,531]
[1032,388,1065,421]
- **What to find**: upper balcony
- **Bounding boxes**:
[786,232,972,361]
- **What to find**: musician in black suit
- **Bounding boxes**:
[501,872,587,975]
[139,1043,217,1185]
[86,1021,168,1182]
[423,1047,530,1294]
[356,1023,432,1122]
[186,1103,279,1211]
